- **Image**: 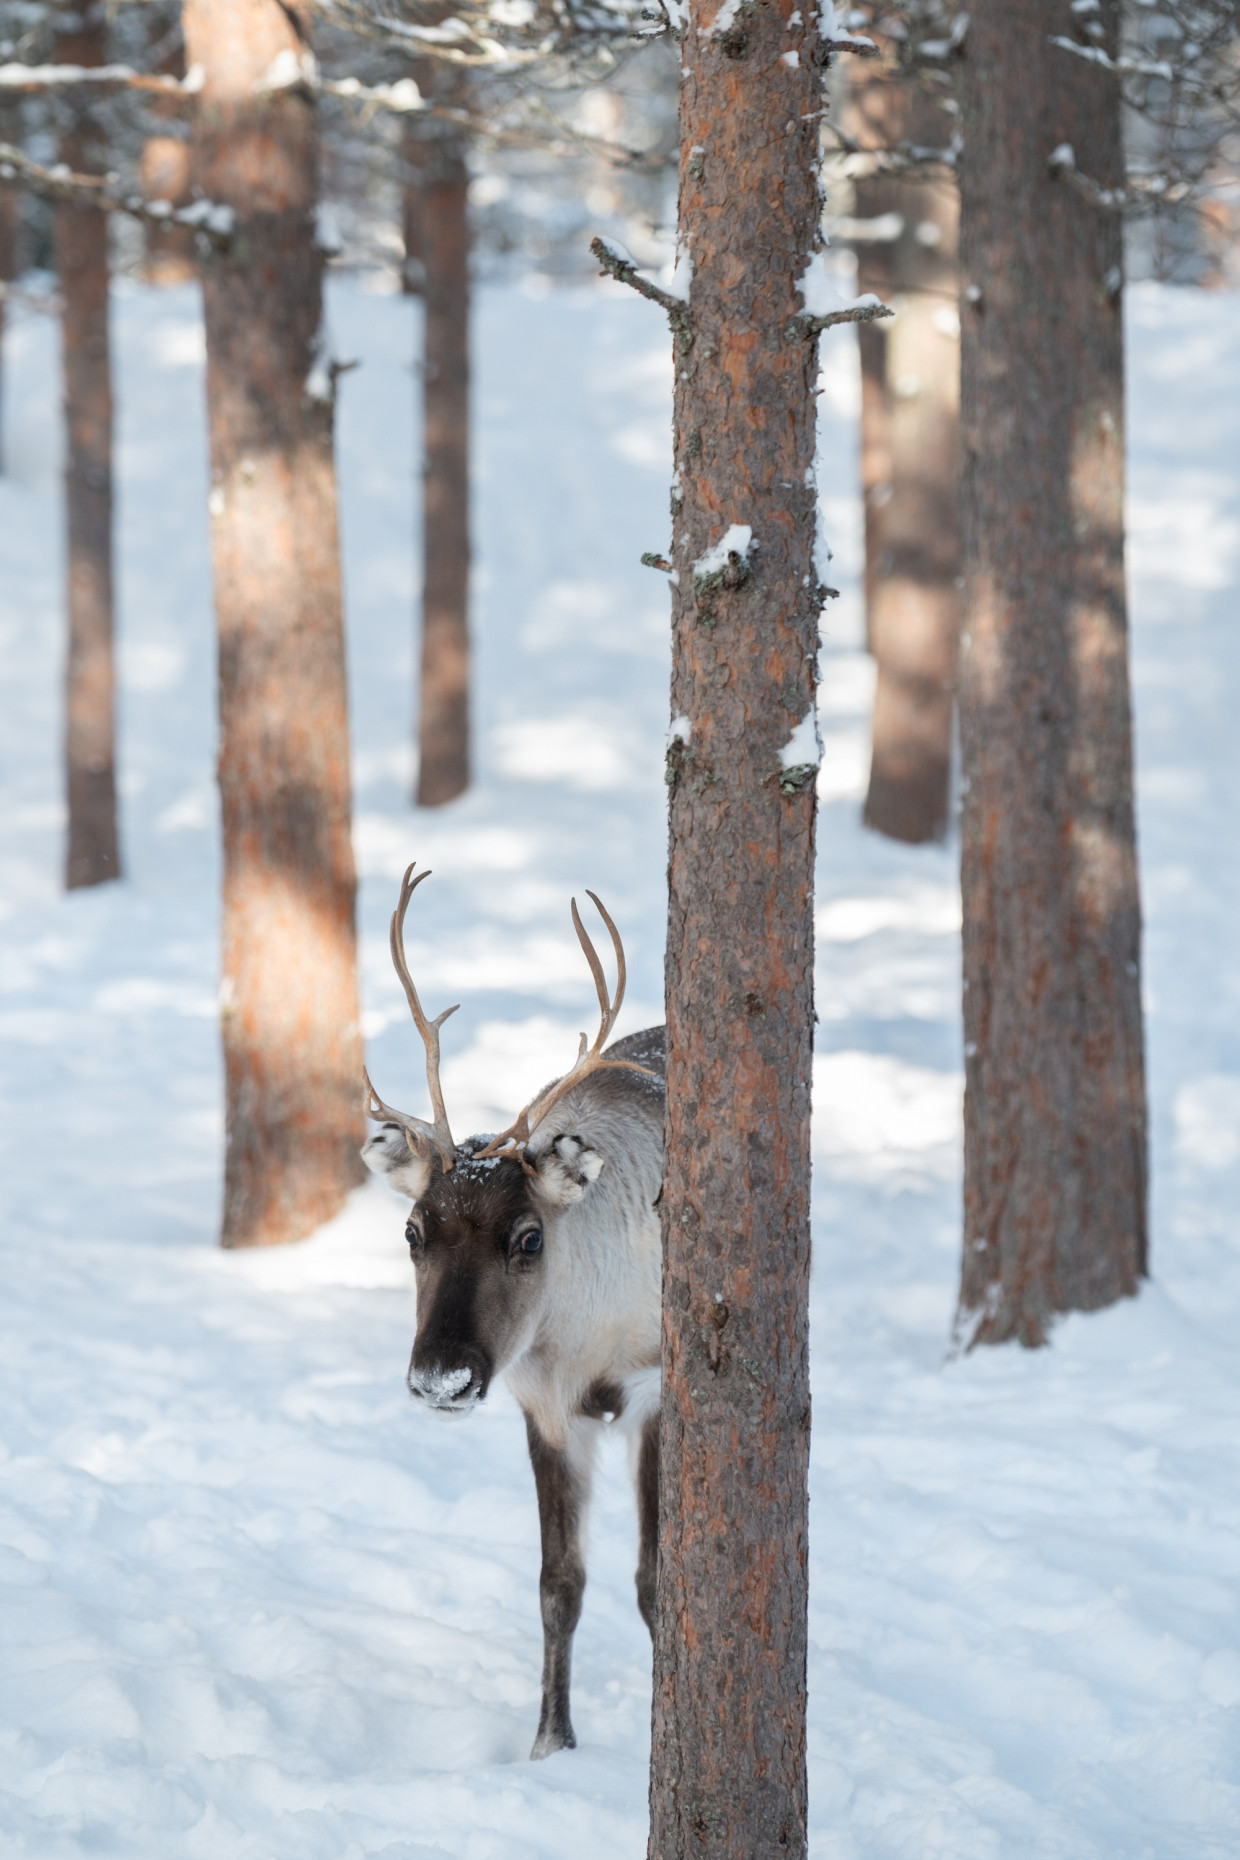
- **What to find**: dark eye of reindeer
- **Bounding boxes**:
[515,1227,543,1257]
[405,1219,425,1255]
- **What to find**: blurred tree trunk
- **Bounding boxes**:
[140,14,195,287]
[848,54,962,845]
[845,60,901,644]
[182,0,365,1249]
[650,5,824,1854]
[862,140,960,846]
[54,1,120,890]
[955,0,1147,1347]
[402,75,471,808]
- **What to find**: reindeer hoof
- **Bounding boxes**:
[530,1720,576,1760]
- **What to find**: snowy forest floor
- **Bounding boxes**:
[0,276,1238,1858]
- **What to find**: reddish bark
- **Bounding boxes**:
[955,0,1147,1346]
[847,58,962,844]
[862,147,960,846]
[54,2,120,890]
[141,14,195,286]
[403,87,471,809]
[182,0,365,1248]
[141,135,195,284]
[650,4,824,1853]
[846,61,902,642]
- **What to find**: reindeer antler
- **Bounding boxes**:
[473,891,652,1165]
[363,863,459,1173]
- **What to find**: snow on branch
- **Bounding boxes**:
[823,124,962,179]
[793,251,893,336]
[0,60,184,96]
[311,0,653,70]
[0,143,235,247]
[1048,37,1174,84]
[590,235,692,329]
[818,1,878,55]
[1046,142,1192,214]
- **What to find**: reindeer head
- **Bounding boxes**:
[361,865,643,1415]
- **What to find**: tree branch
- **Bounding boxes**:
[0,143,234,248]
[1046,142,1192,213]
[590,235,691,330]
[0,61,185,96]
[792,299,894,336]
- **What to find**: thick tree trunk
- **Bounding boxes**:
[404,89,471,809]
[54,3,120,890]
[650,7,823,1855]
[182,0,365,1249]
[847,55,962,845]
[862,147,960,845]
[955,0,1147,1347]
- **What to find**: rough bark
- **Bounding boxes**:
[955,0,1147,1347]
[405,84,471,809]
[54,2,120,890]
[650,5,822,1854]
[182,0,365,1249]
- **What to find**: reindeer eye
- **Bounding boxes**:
[516,1227,543,1257]
[405,1219,425,1254]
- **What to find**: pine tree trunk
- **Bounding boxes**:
[845,60,902,647]
[955,0,1147,1347]
[862,134,960,845]
[650,8,823,1854]
[54,4,120,890]
[855,260,891,647]
[407,87,470,809]
[140,11,195,286]
[400,110,424,295]
[182,0,365,1249]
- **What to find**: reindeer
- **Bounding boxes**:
[361,864,665,1759]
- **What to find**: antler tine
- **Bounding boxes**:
[570,896,610,1044]
[473,892,649,1164]
[364,863,458,1173]
[583,889,627,1046]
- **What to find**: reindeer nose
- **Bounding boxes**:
[407,1348,490,1409]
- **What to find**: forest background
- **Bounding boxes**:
[1,1,1240,1855]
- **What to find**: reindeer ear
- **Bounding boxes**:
[529,1133,605,1209]
[361,1123,435,1201]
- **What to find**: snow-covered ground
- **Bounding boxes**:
[0,273,1237,1858]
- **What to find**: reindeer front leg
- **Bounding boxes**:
[524,1412,594,1758]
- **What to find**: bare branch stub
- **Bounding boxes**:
[793,299,895,338]
[590,235,691,337]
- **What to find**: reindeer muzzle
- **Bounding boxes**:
[407,1350,490,1412]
